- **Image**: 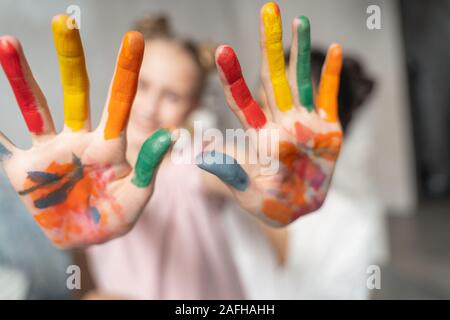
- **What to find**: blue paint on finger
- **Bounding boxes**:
[0,142,12,161]
[196,151,249,192]
[91,207,101,224]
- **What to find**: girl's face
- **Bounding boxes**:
[130,39,200,133]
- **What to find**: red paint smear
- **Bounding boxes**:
[0,40,43,134]
[218,46,266,129]
[294,153,308,179]
[305,160,326,190]
[294,121,314,145]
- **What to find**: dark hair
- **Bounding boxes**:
[286,49,375,132]
[132,14,216,100]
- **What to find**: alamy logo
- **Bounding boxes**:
[366,5,381,30]
[171,121,280,175]
[66,5,81,30]
[66,265,81,290]
[366,265,381,290]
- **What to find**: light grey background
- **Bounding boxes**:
[0,0,416,213]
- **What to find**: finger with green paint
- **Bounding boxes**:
[287,15,314,112]
[116,128,175,226]
[132,128,174,188]
[288,15,342,122]
[295,16,314,111]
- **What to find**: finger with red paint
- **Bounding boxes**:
[215,45,267,130]
[0,36,56,141]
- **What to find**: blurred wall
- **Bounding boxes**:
[0,0,416,213]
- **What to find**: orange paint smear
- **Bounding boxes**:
[313,131,342,161]
[262,199,292,225]
[262,127,340,224]
[26,159,121,246]
[104,31,144,140]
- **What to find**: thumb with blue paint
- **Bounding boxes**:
[196,150,250,192]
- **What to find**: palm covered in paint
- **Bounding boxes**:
[0,16,172,248]
[200,3,343,226]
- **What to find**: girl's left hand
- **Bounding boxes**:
[197,2,343,226]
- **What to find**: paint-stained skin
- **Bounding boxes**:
[197,151,249,192]
[261,126,342,224]
[19,154,84,209]
[19,154,122,246]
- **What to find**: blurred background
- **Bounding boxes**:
[0,0,448,299]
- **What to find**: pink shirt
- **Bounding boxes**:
[87,158,245,299]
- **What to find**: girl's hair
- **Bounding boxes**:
[286,49,375,133]
[132,14,216,99]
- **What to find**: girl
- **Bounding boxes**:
[0,2,343,299]
[86,14,246,299]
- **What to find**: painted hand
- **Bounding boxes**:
[0,15,174,248]
[198,3,343,226]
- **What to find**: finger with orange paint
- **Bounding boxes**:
[52,15,90,132]
[316,44,343,122]
[260,2,293,113]
[103,31,144,140]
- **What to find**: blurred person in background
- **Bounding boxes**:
[84,14,245,299]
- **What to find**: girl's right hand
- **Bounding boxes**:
[0,15,175,249]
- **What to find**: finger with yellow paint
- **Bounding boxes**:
[103,31,144,140]
[316,44,343,122]
[52,15,90,132]
[260,2,293,113]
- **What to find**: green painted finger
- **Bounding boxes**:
[132,128,172,188]
[296,16,314,112]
